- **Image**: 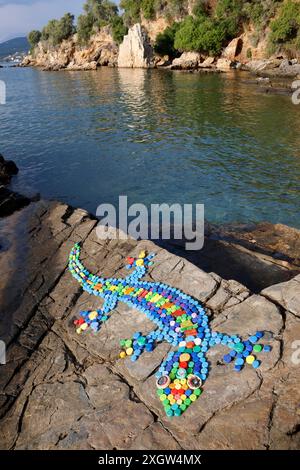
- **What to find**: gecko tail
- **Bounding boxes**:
[69,243,85,279]
[69,243,103,287]
[211,331,272,372]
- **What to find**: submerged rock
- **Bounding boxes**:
[0,154,31,217]
[0,153,18,185]
[0,186,31,217]
[118,24,153,68]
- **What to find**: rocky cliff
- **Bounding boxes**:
[118,24,153,68]
[22,0,300,75]
[23,27,118,71]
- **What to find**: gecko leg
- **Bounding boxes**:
[211,331,272,371]
[125,251,155,283]
[119,329,162,361]
[74,295,118,334]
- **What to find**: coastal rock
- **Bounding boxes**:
[155,55,171,67]
[171,52,202,70]
[199,57,215,68]
[0,153,18,185]
[118,24,153,68]
[71,28,118,68]
[216,58,234,70]
[223,37,243,60]
[22,27,118,71]
[278,60,300,77]
[243,58,300,78]
[262,275,300,317]
[0,154,32,217]
[0,187,31,217]
[66,61,98,71]
[246,59,282,72]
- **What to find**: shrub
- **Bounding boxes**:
[141,0,156,20]
[28,30,41,48]
[174,13,237,56]
[214,0,243,37]
[192,0,210,17]
[243,1,264,28]
[120,0,142,25]
[169,0,187,16]
[111,16,128,44]
[269,0,300,44]
[154,22,180,57]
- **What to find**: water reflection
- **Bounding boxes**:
[0,66,299,227]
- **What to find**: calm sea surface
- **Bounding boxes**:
[0,66,299,227]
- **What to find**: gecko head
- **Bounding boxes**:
[155,347,204,417]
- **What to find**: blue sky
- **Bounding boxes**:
[0,0,118,43]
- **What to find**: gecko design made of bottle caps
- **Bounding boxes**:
[69,244,272,418]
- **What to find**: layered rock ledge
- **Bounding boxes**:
[0,200,299,450]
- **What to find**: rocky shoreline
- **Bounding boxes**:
[20,23,300,86]
[0,159,299,449]
[17,22,300,104]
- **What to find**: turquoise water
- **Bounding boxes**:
[0,66,299,227]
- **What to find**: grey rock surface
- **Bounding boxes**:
[0,200,299,450]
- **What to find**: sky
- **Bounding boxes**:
[0,0,118,43]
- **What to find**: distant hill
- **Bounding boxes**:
[0,37,29,60]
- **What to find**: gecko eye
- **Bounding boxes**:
[156,375,170,389]
[187,375,202,390]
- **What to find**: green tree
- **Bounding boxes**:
[77,0,120,44]
[58,13,76,40]
[120,0,142,25]
[77,13,95,44]
[84,0,118,26]
[111,16,128,44]
[41,13,75,46]
[41,19,58,42]
[28,30,41,48]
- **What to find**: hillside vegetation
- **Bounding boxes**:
[0,37,29,59]
[27,0,300,58]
